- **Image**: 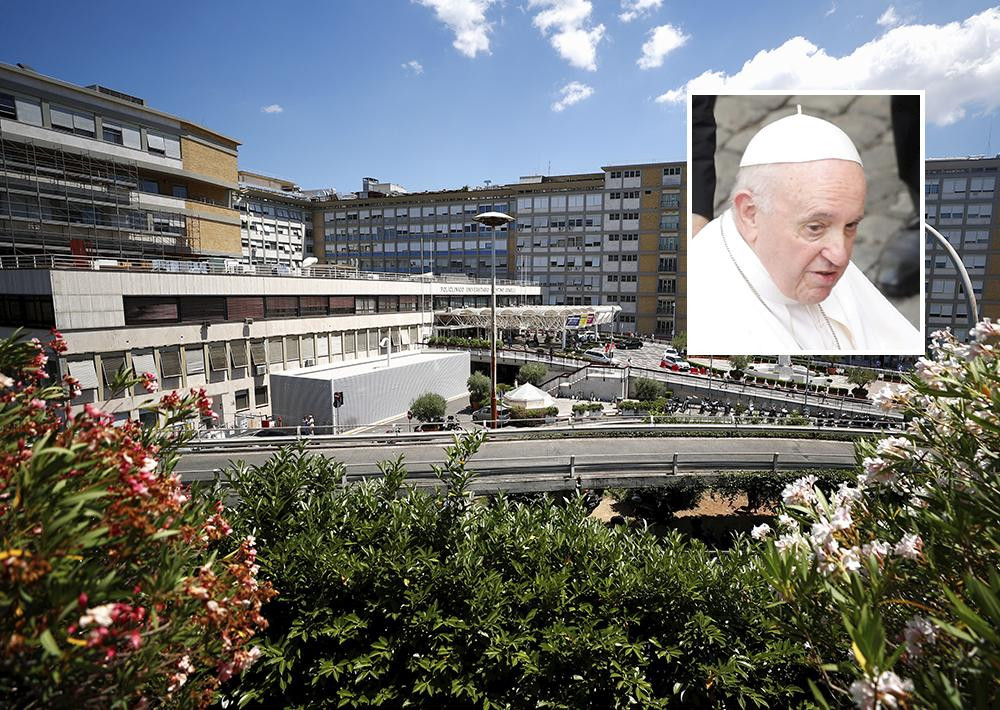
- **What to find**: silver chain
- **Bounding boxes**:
[719,217,842,350]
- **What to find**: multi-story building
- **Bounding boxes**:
[0,62,242,261]
[925,156,1000,340]
[319,162,686,337]
[235,171,315,267]
[1,258,538,427]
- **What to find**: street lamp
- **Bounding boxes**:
[472,210,514,428]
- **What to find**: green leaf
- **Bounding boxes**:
[39,629,62,658]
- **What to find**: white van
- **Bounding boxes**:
[582,348,617,366]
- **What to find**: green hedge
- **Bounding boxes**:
[508,405,559,426]
[220,435,820,708]
[572,402,604,415]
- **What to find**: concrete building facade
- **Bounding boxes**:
[0,62,242,261]
[925,156,1000,340]
[319,162,686,337]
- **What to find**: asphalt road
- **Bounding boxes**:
[176,436,856,482]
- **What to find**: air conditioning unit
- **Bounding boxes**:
[254,365,267,376]
[303,359,316,367]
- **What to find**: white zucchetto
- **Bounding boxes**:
[739,105,864,167]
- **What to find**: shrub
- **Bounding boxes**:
[408,392,446,422]
[846,366,877,388]
[508,405,559,426]
[495,383,513,396]
[466,371,491,409]
[616,399,642,411]
[0,330,273,707]
[571,402,603,415]
[631,377,664,403]
[759,323,1000,708]
[517,362,547,386]
[729,355,749,371]
[222,432,819,708]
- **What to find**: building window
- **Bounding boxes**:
[230,341,249,369]
[139,178,159,194]
[208,343,228,372]
[254,385,268,407]
[50,105,96,137]
[356,297,377,314]
[159,348,182,378]
[0,93,15,119]
[171,185,188,199]
[235,389,250,411]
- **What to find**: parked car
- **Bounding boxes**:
[249,426,299,437]
[660,353,692,372]
[609,336,644,350]
[582,348,619,366]
[472,405,511,427]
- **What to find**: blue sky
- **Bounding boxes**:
[3,1,999,192]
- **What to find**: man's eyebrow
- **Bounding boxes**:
[801,212,865,222]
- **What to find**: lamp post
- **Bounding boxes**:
[473,211,514,428]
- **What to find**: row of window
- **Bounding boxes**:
[607,254,638,262]
[122,294,423,325]
[329,204,509,220]
[64,327,423,396]
[608,212,640,221]
[608,191,640,200]
[0,90,181,159]
[607,274,639,283]
[0,295,55,328]
[608,169,642,179]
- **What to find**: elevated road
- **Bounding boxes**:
[177,435,859,494]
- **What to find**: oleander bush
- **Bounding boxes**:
[0,330,274,707]
[758,323,1000,708]
[221,432,820,708]
[466,371,491,409]
[632,377,665,402]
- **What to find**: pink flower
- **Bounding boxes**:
[903,616,937,658]
[141,372,159,393]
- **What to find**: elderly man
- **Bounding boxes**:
[688,108,922,354]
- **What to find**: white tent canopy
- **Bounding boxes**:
[502,382,556,409]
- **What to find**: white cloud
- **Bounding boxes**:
[529,0,606,71]
[416,0,496,57]
[619,0,662,23]
[260,104,283,114]
[552,81,594,112]
[825,2,837,18]
[637,23,689,69]
[655,7,1000,126]
[402,59,424,75]
[877,5,901,28]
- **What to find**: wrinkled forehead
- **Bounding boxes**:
[769,160,867,211]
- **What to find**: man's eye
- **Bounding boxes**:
[806,224,825,235]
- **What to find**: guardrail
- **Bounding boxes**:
[178,450,858,490]
[0,253,536,287]
[181,421,889,453]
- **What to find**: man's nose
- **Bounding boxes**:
[820,230,851,267]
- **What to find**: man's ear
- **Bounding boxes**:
[731,191,760,245]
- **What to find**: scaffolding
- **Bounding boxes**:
[0,129,201,259]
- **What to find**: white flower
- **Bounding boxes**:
[0,373,13,389]
[809,519,834,547]
[840,546,863,572]
[903,616,937,658]
[777,513,797,531]
[140,456,157,474]
[178,655,195,673]
[861,540,891,561]
[781,475,818,506]
[969,318,1000,343]
[79,603,116,628]
[775,533,807,553]
[750,523,771,540]
[850,670,915,710]
[894,533,923,561]
[908,486,930,509]
[830,506,853,532]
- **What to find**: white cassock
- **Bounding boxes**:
[688,210,923,355]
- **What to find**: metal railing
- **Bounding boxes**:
[178,449,858,488]
[182,420,892,451]
[0,253,537,287]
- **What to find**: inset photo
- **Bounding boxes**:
[686,92,924,355]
